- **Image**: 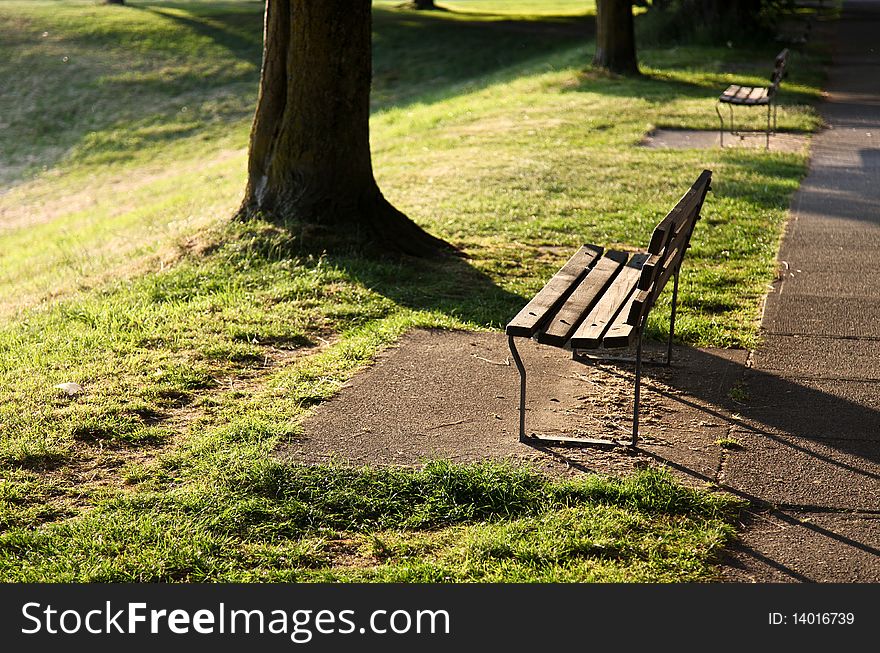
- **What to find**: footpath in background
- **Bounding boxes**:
[288,0,880,582]
[718,0,880,582]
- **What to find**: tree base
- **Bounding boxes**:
[591,53,640,77]
[235,192,457,260]
[401,1,443,10]
[589,63,641,77]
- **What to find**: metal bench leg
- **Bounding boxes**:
[715,103,725,147]
[667,265,680,366]
[632,331,643,448]
[508,336,527,441]
[510,335,632,448]
[766,103,771,149]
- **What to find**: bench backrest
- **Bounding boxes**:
[625,169,712,328]
[769,48,789,97]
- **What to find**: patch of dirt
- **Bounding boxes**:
[448,115,566,138]
[322,538,377,570]
[35,337,335,519]
[640,128,811,153]
[38,445,167,516]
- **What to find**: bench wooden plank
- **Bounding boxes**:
[647,170,711,254]
[536,250,628,347]
[626,287,652,328]
[648,203,691,254]
[748,87,768,102]
[734,86,752,101]
[630,173,710,326]
[603,282,647,348]
[628,247,684,327]
[637,252,663,291]
[720,84,741,101]
[505,245,603,338]
[639,210,695,291]
[720,49,787,107]
[639,208,700,272]
[740,87,768,105]
[569,253,649,350]
[723,90,771,106]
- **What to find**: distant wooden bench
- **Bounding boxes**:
[505,170,713,448]
[716,49,789,149]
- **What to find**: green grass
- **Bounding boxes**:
[0,462,741,581]
[0,0,827,581]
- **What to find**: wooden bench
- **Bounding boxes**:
[505,170,712,448]
[716,49,789,149]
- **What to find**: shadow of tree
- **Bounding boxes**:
[370,8,592,108]
[594,346,880,476]
[1,3,593,188]
[230,217,527,328]
[333,252,526,328]
[134,4,263,60]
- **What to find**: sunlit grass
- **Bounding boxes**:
[0,463,742,582]
[374,0,596,16]
[0,0,825,581]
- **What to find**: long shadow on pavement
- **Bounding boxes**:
[548,344,880,581]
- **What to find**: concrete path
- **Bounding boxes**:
[641,128,810,153]
[286,1,880,583]
[719,0,880,582]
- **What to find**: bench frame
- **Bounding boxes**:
[716,49,789,149]
[506,170,713,448]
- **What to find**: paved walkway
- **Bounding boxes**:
[719,0,880,581]
[289,1,880,583]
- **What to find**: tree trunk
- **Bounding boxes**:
[592,0,639,75]
[238,0,450,257]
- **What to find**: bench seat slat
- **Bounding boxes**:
[745,88,770,105]
[747,86,769,103]
[720,84,741,100]
[569,253,649,349]
[536,250,629,347]
[504,245,603,338]
[734,85,752,100]
[603,284,645,348]
[719,85,770,105]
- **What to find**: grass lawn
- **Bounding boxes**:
[0,0,829,581]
